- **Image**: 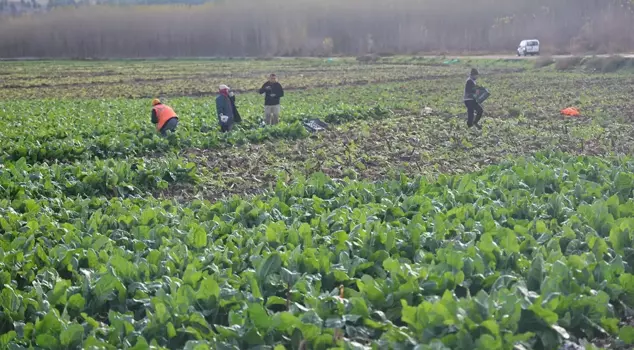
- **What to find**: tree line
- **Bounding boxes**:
[0,0,633,58]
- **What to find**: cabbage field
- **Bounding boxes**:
[1,57,634,350]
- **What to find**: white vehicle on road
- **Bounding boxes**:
[517,39,540,56]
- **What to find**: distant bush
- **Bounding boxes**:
[584,55,634,72]
[534,56,555,68]
[356,54,380,63]
[555,56,583,70]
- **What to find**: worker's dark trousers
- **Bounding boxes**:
[464,100,483,127]
[160,118,179,136]
[220,123,234,133]
[219,117,234,133]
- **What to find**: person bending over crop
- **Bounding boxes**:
[463,68,484,129]
[151,98,179,136]
[216,84,234,132]
[258,73,284,125]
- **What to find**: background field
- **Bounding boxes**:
[1,56,634,349]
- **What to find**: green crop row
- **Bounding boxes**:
[1,152,634,349]
[3,65,633,166]
[1,156,199,201]
[0,96,394,164]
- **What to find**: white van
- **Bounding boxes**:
[517,40,540,56]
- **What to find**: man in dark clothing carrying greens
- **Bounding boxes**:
[464,68,484,130]
[258,73,284,125]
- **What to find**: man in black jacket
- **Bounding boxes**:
[258,73,284,125]
[464,68,484,129]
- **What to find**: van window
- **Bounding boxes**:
[527,41,539,46]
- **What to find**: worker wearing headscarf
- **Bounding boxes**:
[215,84,234,132]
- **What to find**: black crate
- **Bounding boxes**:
[475,88,490,104]
[303,118,329,132]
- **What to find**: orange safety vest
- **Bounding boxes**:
[152,104,178,131]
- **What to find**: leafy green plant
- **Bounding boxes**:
[1,152,634,349]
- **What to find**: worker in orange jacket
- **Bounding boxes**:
[151,99,179,136]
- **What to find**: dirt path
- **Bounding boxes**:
[427,53,634,60]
